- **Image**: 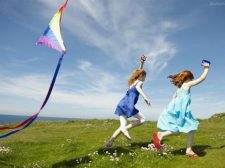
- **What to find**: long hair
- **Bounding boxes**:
[128,69,146,87]
[168,70,194,88]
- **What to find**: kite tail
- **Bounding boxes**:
[40,53,64,110]
[0,53,65,138]
[0,112,39,139]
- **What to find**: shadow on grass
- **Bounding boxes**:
[129,139,169,149]
[172,145,211,157]
[209,144,225,150]
[130,141,150,148]
[0,160,16,168]
[97,146,133,155]
[52,156,92,168]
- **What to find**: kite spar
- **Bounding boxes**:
[0,0,68,138]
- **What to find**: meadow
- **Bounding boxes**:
[0,113,225,168]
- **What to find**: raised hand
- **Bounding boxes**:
[201,60,211,68]
[140,55,147,62]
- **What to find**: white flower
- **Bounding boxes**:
[66,139,72,142]
[0,146,11,154]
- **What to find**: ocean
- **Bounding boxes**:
[0,114,80,124]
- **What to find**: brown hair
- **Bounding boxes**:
[128,69,146,87]
[168,70,194,88]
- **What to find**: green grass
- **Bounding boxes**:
[0,116,225,168]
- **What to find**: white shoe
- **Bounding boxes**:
[121,129,132,140]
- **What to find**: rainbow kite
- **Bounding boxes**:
[0,0,68,138]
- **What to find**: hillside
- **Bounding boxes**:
[0,116,225,168]
[209,112,225,120]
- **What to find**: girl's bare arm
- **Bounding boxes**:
[136,81,151,106]
[186,66,209,88]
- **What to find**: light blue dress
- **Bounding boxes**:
[157,87,199,133]
[114,84,139,118]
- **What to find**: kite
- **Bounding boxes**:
[0,0,68,138]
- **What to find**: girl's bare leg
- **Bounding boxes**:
[105,115,130,148]
[157,131,177,140]
[186,131,195,154]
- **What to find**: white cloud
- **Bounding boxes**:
[36,0,177,74]
[0,1,179,119]
[0,45,17,53]
[1,66,223,120]
[77,60,92,72]
[191,93,225,118]
[1,1,223,120]
[0,62,125,117]
[9,57,41,66]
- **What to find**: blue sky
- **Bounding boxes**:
[0,0,224,120]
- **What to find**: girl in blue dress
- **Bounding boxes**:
[106,56,151,148]
[153,61,210,157]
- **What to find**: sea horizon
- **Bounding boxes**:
[0,114,82,124]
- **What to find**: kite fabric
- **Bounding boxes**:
[36,0,68,53]
[0,0,68,139]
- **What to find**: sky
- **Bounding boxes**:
[0,0,225,120]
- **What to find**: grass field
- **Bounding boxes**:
[0,114,225,168]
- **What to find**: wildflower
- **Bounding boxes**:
[66,138,72,142]
[0,146,11,154]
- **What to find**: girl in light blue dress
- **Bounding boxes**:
[106,56,151,148]
[153,61,210,157]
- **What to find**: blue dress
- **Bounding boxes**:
[157,87,199,133]
[115,84,140,118]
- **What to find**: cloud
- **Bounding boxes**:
[191,93,225,118]
[36,0,178,74]
[0,61,125,114]
[2,0,222,120]
[9,57,41,67]
[0,66,163,120]
[0,45,17,53]
[1,62,223,120]
[77,60,92,72]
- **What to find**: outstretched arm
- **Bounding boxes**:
[139,55,146,70]
[186,65,209,88]
[136,81,151,106]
